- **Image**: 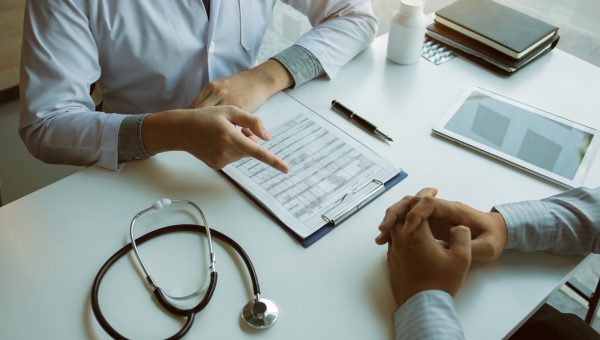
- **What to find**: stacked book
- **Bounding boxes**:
[426,0,560,74]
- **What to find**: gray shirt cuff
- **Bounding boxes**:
[271,45,325,88]
[118,114,151,162]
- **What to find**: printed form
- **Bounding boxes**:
[223,92,400,239]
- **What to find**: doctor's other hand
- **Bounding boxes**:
[141,105,288,173]
[189,59,294,113]
[376,188,508,262]
[387,219,472,309]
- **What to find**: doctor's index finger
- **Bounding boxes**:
[235,134,288,174]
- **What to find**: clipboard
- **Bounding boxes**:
[300,171,407,247]
[222,92,407,248]
[224,170,407,248]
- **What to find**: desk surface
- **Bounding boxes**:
[1,35,600,339]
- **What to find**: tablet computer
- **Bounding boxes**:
[433,87,600,188]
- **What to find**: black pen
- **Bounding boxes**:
[331,100,393,142]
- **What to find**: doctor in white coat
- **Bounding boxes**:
[20,0,377,173]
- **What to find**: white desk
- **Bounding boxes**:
[1,35,600,339]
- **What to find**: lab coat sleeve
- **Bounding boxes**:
[279,0,378,78]
[19,0,126,170]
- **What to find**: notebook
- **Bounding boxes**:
[222,92,406,247]
[435,0,558,59]
[426,22,560,74]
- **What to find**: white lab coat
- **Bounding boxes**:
[20,0,377,170]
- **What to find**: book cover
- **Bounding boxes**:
[435,0,558,59]
[426,22,560,74]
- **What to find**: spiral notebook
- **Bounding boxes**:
[222,92,406,247]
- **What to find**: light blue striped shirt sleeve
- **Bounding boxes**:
[393,187,600,339]
[495,187,600,254]
[394,290,465,340]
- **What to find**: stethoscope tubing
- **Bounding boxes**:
[91,224,260,339]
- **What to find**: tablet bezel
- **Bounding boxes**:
[432,87,600,188]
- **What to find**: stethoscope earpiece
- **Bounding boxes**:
[242,297,279,329]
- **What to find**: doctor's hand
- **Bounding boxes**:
[189,59,294,113]
[387,218,472,309]
[142,105,288,173]
[375,188,508,262]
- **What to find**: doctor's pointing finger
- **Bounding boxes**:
[142,105,288,173]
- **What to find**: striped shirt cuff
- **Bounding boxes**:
[118,114,151,162]
[493,200,553,251]
[271,45,325,88]
[494,187,600,254]
[394,290,465,340]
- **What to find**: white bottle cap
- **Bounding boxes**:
[400,0,424,15]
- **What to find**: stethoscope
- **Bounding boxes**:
[91,198,279,339]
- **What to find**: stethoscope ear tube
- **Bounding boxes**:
[91,224,262,339]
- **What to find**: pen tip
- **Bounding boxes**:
[387,137,394,142]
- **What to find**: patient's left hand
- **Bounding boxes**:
[387,218,472,308]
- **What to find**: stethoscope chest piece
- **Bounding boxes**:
[242,297,279,329]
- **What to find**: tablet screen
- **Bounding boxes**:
[443,91,593,180]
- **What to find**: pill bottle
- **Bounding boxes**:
[387,0,427,64]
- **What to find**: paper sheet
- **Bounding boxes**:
[223,92,399,239]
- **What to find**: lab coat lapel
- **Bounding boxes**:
[206,0,222,43]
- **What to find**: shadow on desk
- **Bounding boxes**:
[364,257,398,337]
[83,154,228,201]
[460,251,584,338]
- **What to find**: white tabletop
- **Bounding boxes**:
[1,35,600,339]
